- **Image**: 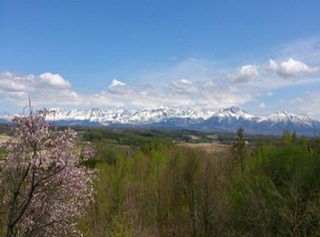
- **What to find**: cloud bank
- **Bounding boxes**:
[267,58,318,77]
[228,65,259,83]
[171,79,197,94]
[39,72,71,88]
[1,39,320,119]
[108,79,131,94]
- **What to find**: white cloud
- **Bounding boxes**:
[90,77,254,110]
[171,79,197,94]
[267,59,278,71]
[0,72,35,92]
[0,60,259,113]
[61,90,79,99]
[276,92,320,120]
[267,58,318,77]
[197,90,253,109]
[5,91,29,104]
[204,80,217,87]
[39,72,70,88]
[259,102,266,108]
[32,89,84,107]
[280,58,314,75]
[108,79,131,94]
[0,72,84,110]
[1,51,320,119]
[228,65,259,83]
[0,78,28,92]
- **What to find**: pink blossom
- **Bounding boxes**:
[0,112,95,236]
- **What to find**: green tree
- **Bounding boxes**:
[281,130,292,145]
[291,131,298,144]
[233,127,247,173]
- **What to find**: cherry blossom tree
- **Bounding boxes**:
[0,111,95,237]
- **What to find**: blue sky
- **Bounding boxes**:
[0,0,320,119]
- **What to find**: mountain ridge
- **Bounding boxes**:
[1,106,319,136]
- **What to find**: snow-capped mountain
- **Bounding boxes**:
[41,107,219,125]
[262,111,313,126]
[1,106,319,136]
[256,111,318,135]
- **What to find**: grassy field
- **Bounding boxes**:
[177,142,231,154]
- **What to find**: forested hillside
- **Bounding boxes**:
[78,129,320,236]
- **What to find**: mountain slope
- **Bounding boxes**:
[1,107,319,136]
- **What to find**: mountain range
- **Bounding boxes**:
[1,106,319,136]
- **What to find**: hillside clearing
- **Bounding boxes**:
[177,142,231,154]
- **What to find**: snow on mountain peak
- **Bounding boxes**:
[216,106,255,120]
[264,110,313,126]
[227,105,241,112]
[1,106,318,136]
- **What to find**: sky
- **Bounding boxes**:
[0,0,320,119]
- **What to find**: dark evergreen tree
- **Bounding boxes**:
[233,127,247,173]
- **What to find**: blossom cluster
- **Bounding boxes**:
[0,112,95,236]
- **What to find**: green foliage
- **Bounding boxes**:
[82,129,172,148]
[79,128,320,237]
[236,138,320,235]
[0,146,7,162]
[0,124,11,135]
[232,127,247,173]
[291,131,298,144]
[300,135,308,148]
[310,138,320,154]
[282,130,292,145]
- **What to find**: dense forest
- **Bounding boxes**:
[75,128,320,237]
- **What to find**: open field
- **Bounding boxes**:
[0,135,10,144]
[177,142,231,154]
